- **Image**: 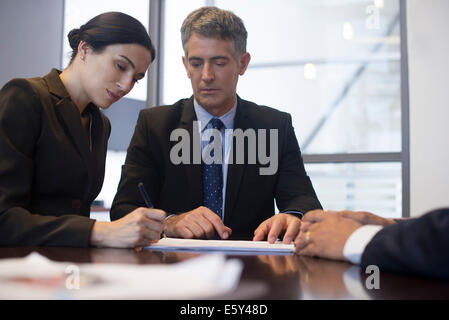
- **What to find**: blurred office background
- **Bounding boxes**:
[1,0,448,219]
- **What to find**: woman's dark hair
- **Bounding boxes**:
[67,11,155,64]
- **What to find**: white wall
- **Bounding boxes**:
[0,0,63,87]
[407,0,449,217]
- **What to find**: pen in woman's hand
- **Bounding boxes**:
[138,182,153,208]
[135,182,160,251]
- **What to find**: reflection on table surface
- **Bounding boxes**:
[1,246,448,300]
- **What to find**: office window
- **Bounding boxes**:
[305,162,401,218]
[160,0,407,217]
[162,0,205,104]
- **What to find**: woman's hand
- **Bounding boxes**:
[90,207,166,248]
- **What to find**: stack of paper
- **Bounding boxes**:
[0,252,243,299]
[145,237,295,254]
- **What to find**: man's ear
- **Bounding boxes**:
[182,55,191,79]
[239,52,251,76]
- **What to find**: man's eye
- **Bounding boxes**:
[190,61,201,68]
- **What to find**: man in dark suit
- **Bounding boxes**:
[295,208,449,280]
[110,7,321,243]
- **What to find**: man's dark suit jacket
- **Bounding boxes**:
[0,69,110,247]
[110,96,321,238]
[362,208,449,280]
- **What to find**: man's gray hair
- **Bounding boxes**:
[181,6,248,56]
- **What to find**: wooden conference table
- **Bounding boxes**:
[1,245,448,300]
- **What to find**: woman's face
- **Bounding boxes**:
[80,43,152,109]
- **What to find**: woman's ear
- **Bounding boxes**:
[77,40,90,61]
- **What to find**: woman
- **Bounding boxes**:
[0,12,165,248]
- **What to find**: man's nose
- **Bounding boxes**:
[201,63,215,82]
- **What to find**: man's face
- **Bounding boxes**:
[182,33,250,116]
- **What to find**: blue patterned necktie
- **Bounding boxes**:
[202,118,224,219]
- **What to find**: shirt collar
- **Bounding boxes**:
[44,68,71,99]
[193,98,237,132]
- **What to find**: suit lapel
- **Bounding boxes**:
[224,98,250,223]
[55,98,95,198]
[43,69,96,201]
[55,99,92,159]
[177,98,203,206]
[89,105,107,197]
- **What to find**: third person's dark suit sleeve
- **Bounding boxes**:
[361,208,449,280]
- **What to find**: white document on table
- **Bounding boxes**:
[144,237,295,254]
[0,252,243,299]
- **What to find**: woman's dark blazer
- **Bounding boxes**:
[0,69,110,247]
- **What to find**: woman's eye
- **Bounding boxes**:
[117,63,125,71]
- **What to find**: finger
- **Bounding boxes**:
[294,233,310,252]
[300,221,312,232]
[139,236,162,248]
[267,218,284,244]
[339,210,377,225]
[177,226,195,239]
[136,228,163,245]
[190,213,216,239]
[298,242,318,257]
[338,210,360,219]
[253,221,269,241]
[143,208,166,221]
[139,214,165,234]
[201,208,232,239]
[183,219,207,239]
[295,221,318,249]
[302,210,327,223]
[282,218,301,244]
